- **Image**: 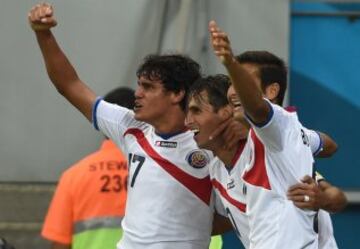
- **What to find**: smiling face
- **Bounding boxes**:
[134,76,176,124]
[186,91,228,149]
[227,63,263,123]
[227,84,246,123]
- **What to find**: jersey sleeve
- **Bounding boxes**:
[41,172,73,244]
[246,100,292,151]
[302,128,323,156]
[92,98,145,151]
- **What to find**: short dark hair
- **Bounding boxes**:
[136,54,202,111]
[236,51,287,105]
[104,87,135,109]
[188,74,230,112]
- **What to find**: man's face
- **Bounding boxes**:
[134,76,175,124]
[227,63,262,122]
[227,84,245,123]
[186,91,227,149]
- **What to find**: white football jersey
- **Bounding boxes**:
[242,101,318,249]
[209,133,323,249]
[210,103,331,249]
[209,140,251,249]
[318,210,338,249]
[93,99,215,249]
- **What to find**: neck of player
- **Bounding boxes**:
[211,138,239,167]
[153,110,188,135]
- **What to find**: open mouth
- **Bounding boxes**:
[190,128,200,137]
[134,102,143,111]
[230,98,242,108]
[230,98,243,113]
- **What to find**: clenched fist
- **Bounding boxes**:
[28,3,57,31]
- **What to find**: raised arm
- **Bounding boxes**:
[28,3,96,121]
[208,21,270,125]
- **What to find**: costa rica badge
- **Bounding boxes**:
[186,150,210,168]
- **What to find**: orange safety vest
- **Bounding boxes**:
[42,140,128,249]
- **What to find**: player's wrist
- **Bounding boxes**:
[318,191,332,210]
[222,56,237,68]
[31,24,52,32]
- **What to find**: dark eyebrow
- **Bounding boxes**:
[188,105,201,112]
[138,81,153,87]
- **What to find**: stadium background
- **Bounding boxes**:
[0,0,358,248]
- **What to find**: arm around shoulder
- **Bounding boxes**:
[318,180,347,213]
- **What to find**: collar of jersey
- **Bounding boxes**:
[155,129,188,140]
[225,139,247,173]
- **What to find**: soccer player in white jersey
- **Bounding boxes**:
[205,20,344,249]
[186,75,252,248]
[27,4,239,249]
[228,51,347,249]
[186,74,346,249]
[93,54,216,249]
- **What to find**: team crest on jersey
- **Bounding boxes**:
[186,150,210,168]
[155,141,177,148]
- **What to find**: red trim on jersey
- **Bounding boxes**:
[242,130,271,190]
[124,128,212,205]
[230,140,247,167]
[211,179,246,213]
[285,106,297,113]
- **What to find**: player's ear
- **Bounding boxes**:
[171,89,185,105]
[265,82,280,102]
[218,105,233,121]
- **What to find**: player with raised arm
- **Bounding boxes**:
[226,49,347,249]
[206,20,344,249]
[186,72,347,249]
[28,4,236,249]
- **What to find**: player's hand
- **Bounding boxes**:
[209,117,248,150]
[28,3,57,32]
[208,20,235,66]
[287,175,324,210]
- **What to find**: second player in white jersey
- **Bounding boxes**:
[93,99,215,249]
[209,140,251,249]
[240,102,318,249]
[208,21,321,248]
[209,107,324,249]
[186,73,342,249]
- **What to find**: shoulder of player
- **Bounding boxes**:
[268,103,304,132]
[247,101,296,130]
[97,100,149,128]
